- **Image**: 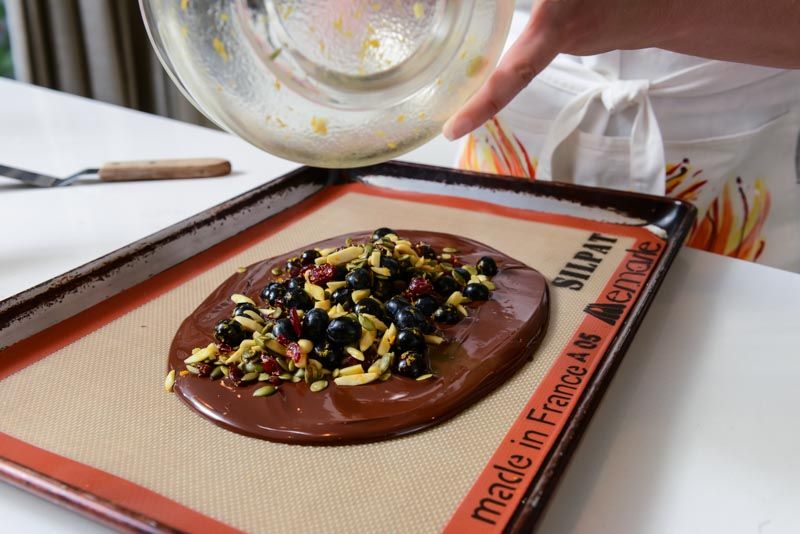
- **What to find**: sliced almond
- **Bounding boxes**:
[326,281,347,291]
[367,353,392,375]
[369,250,382,268]
[243,310,264,323]
[326,245,364,265]
[359,328,377,351]
[334,372,380,386]
[345,346,365,361]
[424,334,445,345]
[298,339,314,354]
[351,289,371,303]
[339,364,365,376]
[304,281,326,301]
[370,266,391,277]
[315,299,332,311]
[231,293,256,305]
[456,304,469,317]
[233,315,262,332]
[361,313,388,331]
[184,343,218,364]
[164,370,176,392]
[377,323,397,356]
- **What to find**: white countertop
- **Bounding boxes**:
[1,79,799,533]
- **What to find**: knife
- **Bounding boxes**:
[0,158,232,187]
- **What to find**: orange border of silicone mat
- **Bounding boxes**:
[0,183,663,531]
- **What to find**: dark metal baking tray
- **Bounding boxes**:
[0,161,696,532]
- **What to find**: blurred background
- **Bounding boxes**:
[0,0,212,126]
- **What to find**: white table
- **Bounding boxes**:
[1,79,798,534]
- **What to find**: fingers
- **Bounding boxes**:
[443,18,560,141]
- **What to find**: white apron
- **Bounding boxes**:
[459,13,800,272]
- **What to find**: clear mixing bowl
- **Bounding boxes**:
[139,0,514,167]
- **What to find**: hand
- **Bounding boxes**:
[443,0,800,141]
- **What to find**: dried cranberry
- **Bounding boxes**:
[405,277,434,298]
[286,342,303,363]
[197,362,213,377]
[261,354,282,375]
[300,264,315,277]
[289,308,303,337]
[217,343,233,354]
[277,334,293,347]
[228,366,244,386]
[268,375,282,385]
[308,263,336,285]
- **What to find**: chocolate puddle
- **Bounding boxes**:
[169,231,549,445]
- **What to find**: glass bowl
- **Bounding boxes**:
[140,0,514,167]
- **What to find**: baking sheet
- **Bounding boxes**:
[0,182,673,532]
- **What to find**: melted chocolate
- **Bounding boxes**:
[169,231,549,445]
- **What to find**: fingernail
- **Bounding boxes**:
[443,115,473,141]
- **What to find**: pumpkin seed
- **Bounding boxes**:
[210,366,224,379]
[279,372,292,381]
[271,267,283,276]
[379,371,392,381]
[443,247,459,253]
[482,280,496,291]
[241,371,259,382]
[253,385,277,397]
[332,368,341,378]
[416,373,434,381]
[310,380,328,393]
[164,370,176,392]
[236,266,247,273]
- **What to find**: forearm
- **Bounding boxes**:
[655,0,800,68]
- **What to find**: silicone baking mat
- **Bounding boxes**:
[0,183,666,532]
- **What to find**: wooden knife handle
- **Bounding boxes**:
[98,158,231,181]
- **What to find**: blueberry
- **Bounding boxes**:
[331,287,353,310]
[214,319,246,347]
[415,243,436,259]
[477,256,498,277]
[283,288,313,311]
[346,267,373,290]
[284,277,305,292]
[385,295,411,318]
[312,341,342,370]
[333,265,348,281]
[327,317,361,347]
[394,306,428,331]
[434,275,460,297]
[232,302,260,318]
[395,351,428,378]
[272,317,297,341]
[285,258,303,277]
[414,294,439,317]
[464,282,490,301]
[302,308,329,343]
[354,297,384,320]
[372,278,397,300]
[433,304,461,325]
[372,227,394,241]
[261,283,285,306]
[301,249,321,265]
[380,256,401,279]
[394,328,427,355]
